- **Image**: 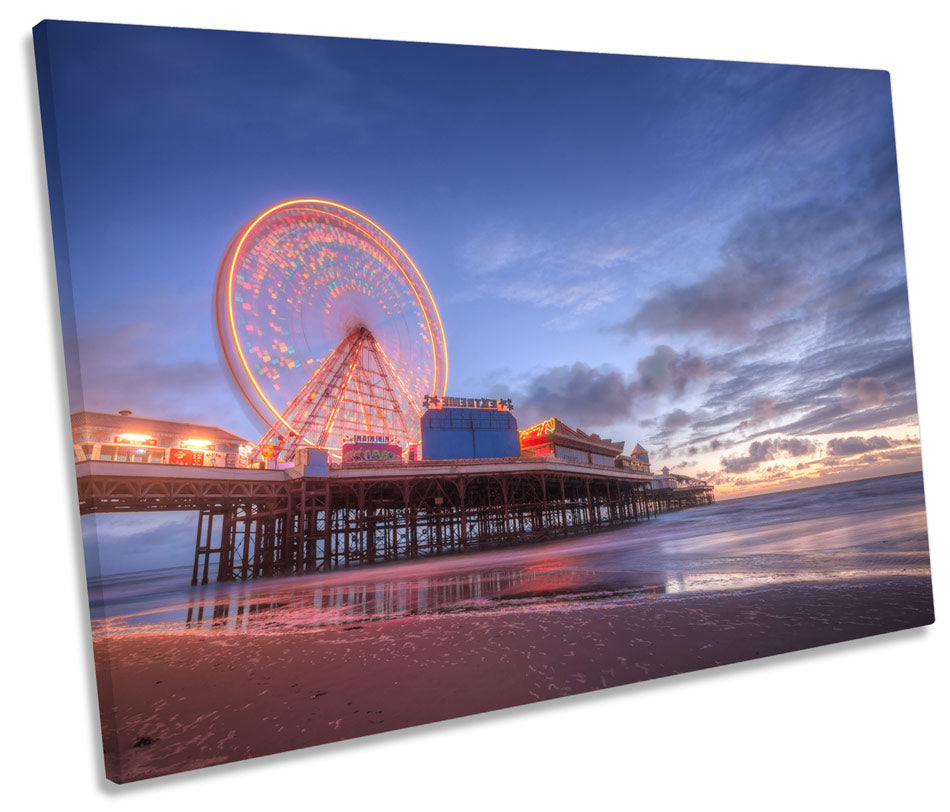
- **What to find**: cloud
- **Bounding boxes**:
[661,409,691,430]
[636,345,709,398]
[456,217,639,318]
[513,345,711,428]
[736,396,780,430]
[824,281,912,347]
[497,275,623,316]
[521,70,921,493]
[685,337,918,453]
[459,226,547,275]
[840,376,887,410]
[456,225,625,317]
[825,434,897,456]
[516,362,639,428]
[780,436,820,457]
[616,203,847,341]
[720,435,818,474]
[751,397,779,421]
[601,86,915,469]
[72,319,250,432]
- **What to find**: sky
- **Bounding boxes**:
[39,20,922,523]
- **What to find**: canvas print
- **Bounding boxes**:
[34,20,935,783]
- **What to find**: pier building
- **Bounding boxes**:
[654,466,711,490]
[421,397,520,460]
[651,467,715,511]
[518,417,627,467]
[615,443,651,474]
[71,410,251,468]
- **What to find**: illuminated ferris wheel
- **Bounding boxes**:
[215,199,449,462]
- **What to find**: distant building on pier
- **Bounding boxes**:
[653,466,709,490]
[71,410,251,467]
[615,442,651,474]
[519,417,647,469]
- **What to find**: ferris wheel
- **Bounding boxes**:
[215,199,449,462]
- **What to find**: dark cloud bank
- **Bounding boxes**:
[512,344,709,429]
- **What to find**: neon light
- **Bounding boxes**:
[519,417,556,445]
[373,338,423,420]
[319,346,362,453]
[352,340,374,434]
[117,433,152,443]
[424,395,513,411]
[181,438,213,449]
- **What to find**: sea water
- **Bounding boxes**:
[86,471,931,635]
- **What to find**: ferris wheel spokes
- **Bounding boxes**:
[254,327,421,463]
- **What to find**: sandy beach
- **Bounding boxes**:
[95,575,934,783]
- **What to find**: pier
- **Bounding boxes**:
[75,457,714,584]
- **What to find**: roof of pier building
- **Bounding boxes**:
[519,417,626,457]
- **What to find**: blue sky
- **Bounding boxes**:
[37,21,924,574]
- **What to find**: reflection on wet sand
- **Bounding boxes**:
[182,566,671,632]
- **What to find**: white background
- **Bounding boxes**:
[3,2,946,809]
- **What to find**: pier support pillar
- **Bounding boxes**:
[191,509,204,586]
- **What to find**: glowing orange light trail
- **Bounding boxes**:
[319,349,363,454]
[373,338,424,420]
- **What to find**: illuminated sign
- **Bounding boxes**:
[169,448,204,466]
[181,438,213,450]
[519,417,556,446]
[114,434,157,446]
[341,442,402,463]
[348,435,394,444]
[423,395,513,411]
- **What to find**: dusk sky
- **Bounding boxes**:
[43,19,921,527]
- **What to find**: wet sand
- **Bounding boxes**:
[95,576,934,783]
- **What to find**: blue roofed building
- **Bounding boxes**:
[420,398,520,460]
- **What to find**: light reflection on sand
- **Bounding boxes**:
[663,560,931,594]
